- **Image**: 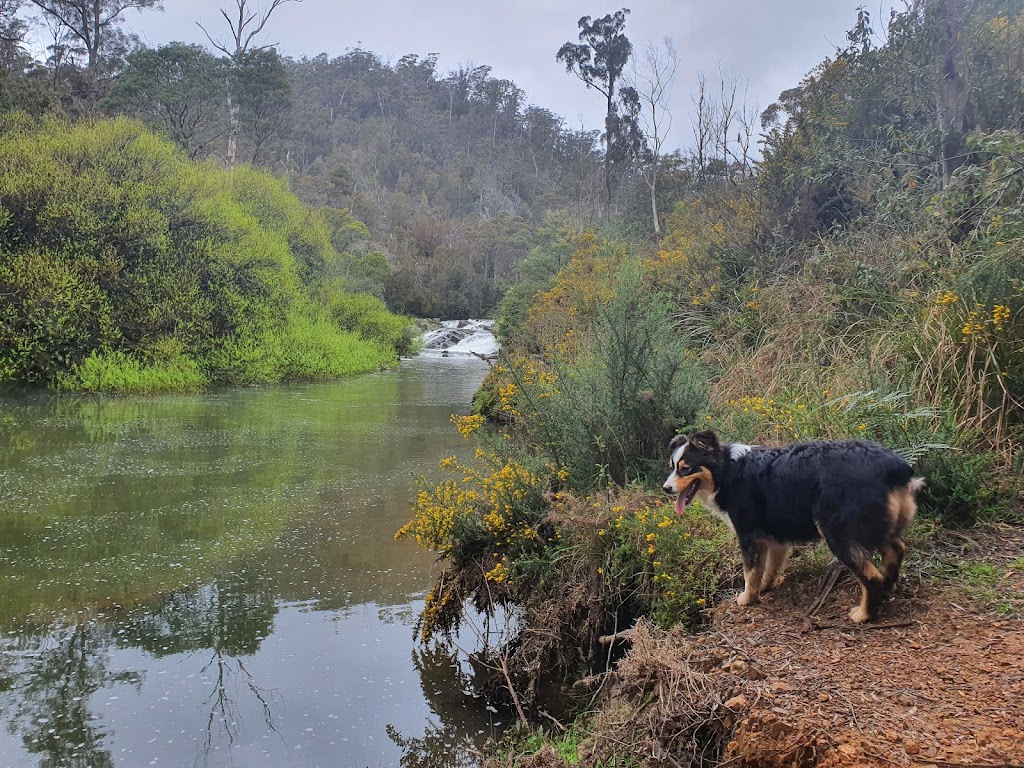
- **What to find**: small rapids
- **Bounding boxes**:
[420,320,499,358]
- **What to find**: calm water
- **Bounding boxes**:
[0,356,500,768]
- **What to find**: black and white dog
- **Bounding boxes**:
[664,430,924,623]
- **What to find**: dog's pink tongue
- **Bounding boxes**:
[674,493,687,516]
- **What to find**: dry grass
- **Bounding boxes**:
[576,618,736,768]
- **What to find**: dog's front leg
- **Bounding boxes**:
[737,538,767,606]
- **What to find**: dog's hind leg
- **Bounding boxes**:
[879,483,917,595]
[880,538,907,594]
[737,539,767,606]
[831,542,886,623]
[759,542,791,593]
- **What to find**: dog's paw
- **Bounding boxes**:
[736,590,759,607]
[848,605,871,624]
[759,575,785,594]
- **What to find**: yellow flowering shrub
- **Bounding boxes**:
[547,489,735,630]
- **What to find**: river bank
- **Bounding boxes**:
[482,507,1024,768]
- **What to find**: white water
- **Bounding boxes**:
[420,319,499,358]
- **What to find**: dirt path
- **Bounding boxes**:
[714,562,1024,767]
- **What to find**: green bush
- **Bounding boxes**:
[207,309,396,384]
[59,350,207,394]
[0,115,408,391]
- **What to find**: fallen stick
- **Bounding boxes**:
[598,627,637,646]
[802,561,844,619]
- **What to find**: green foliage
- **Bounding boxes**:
[59,349,207,394]
[0,249,114,383]
[327,289,417,356]
[495,213,581,341]
[504,263,708,488]
[0,115,406,391]
[207,311,395,385]
[597,499,734,630]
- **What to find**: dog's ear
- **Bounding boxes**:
[668,433,687,450]
[689,430,720,453]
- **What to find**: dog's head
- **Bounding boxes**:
[663,430,724,515]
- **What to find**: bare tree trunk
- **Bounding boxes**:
[934,0,969,187]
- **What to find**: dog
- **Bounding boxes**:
[663,430,924,623]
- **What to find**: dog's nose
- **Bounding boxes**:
[663,484,675,494]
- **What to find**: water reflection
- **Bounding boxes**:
[3,621,134,768]
[0,356,497,767]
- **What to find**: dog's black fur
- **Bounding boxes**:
[663,430,924,623]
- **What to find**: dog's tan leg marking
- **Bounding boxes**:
[847,552,885,623]
[737,564,762,606]
[881,538,907,593]
[759,543,791,593]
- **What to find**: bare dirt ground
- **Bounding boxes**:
[712,526,1024,768]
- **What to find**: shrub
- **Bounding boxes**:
[498,262,708,488]
[327,289,417,357]
[0,115,406,391]
[59,350,207,394]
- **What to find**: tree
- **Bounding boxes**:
[690,68,757,186]
[197,0,301,167]
[931,0,970,186]
[234,47,290,164]
[103,43,226,158]
[27,0,163,100]
[556,8,633,214]
[624,36,678,235]
[1,0,26,53]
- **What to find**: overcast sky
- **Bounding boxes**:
[113,0,894,152]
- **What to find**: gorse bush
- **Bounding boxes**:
[500,263,708,488]
[0,115,409,390]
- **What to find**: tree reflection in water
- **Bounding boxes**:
[118,570,282,764]
[4,621,140,768]
[386,642,507,768]
[1,569,281,768]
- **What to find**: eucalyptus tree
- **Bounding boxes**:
[556,7,633,213]
[104,43,226,159]
[0,0,26,53]
[197,0,301,167]
[27,0,163,101]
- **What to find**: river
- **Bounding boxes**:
[0,354,498,768]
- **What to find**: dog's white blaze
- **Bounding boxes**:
[670,443,687,467]
[728,443,752,460]
[663,442,687,491]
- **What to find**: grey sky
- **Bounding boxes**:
[117,0,893,152]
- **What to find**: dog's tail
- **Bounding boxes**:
[893,477,925,535]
